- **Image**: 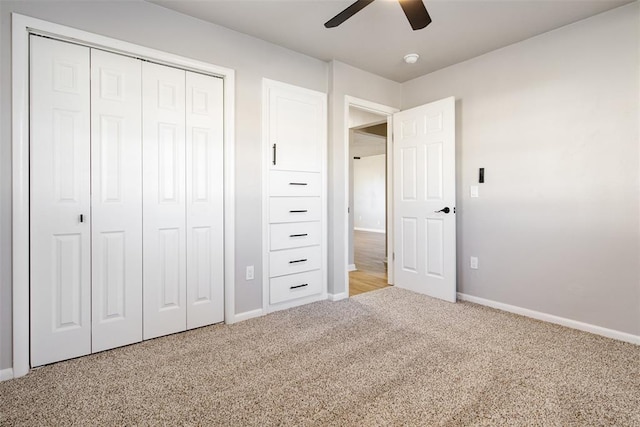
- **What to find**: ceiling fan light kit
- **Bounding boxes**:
[324,0,432,31]
[404,53,419,64]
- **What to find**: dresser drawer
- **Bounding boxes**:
[270,171,321,197]
[270,222,321,251]
[270,197,321,223]
[270,246,321,278]
[270,269,323,305]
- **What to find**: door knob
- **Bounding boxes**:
[435,207,450,214]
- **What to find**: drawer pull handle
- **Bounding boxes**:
[289,233,308,238]
[290,283,309,290]
[289,210,308,213]
[289,258,308,264]
[272,143,277,165]
[289,182,308,186]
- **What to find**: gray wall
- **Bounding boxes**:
[402,3,640,335]
[0,0,328,370]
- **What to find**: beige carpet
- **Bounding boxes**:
[1,287,638,426]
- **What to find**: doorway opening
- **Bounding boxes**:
[348,107,390,296]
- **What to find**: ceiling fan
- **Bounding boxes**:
[324,0,432,31]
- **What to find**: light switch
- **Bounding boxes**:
[470,256,479,269]
[470,185,479,198]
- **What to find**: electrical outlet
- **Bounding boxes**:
[470,256,479,270]
[246,265,254,280]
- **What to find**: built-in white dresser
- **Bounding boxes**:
[263,79,327,311]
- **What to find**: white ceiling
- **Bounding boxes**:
[151,0,633,83]
[351,130,387,158]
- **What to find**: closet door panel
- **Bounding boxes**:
[268,86,323,172]
[142,62,187,340]
[186,72,224,329]
[30,36,92,366]
[91,49,143,352]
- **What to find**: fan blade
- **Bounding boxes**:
[398,0,432,30]
[324,0,375,28]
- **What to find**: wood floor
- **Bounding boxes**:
[349,230,389,296]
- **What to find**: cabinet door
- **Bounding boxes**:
[30,36,91,367]
[142,62,187,340]
[185,71,224,329]
[90,49,143,352]
[266,81,326,172]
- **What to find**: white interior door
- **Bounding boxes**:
[30,36,92,366]
[185,71,224,329]
[393,97,456,302]
[90,49,143,352]
[142,62,187,340]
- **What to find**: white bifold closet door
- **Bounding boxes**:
[90,49,143,352]
[142,64,224,339]
[31,36,224,365]
[142,62,188,340]
[185,72,225,330]
[30,36,92,367]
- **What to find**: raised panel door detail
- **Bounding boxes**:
[53,234,83,330]
[53,60,80,94]
[425,113,443,133]
[99,232,126,320]
[30,35,91,367]
[191,227,212,303]
[425,218,444,277]
[401,218,418,273]
[425,142,443,201]
[186,71,224,329]
[191,88,208,115]
[99,115,123,203]
[53,109,79,202]
[191,128,209,203]
[159,228,181,309]
[158,123,179,203]
[99,68,123,101]
[401,147,417,201]
[400,119,417,139]
[91,48,143,353]
[158,82,178,110]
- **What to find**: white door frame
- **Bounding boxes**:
[11,13,236,379]
[343,96,399,296]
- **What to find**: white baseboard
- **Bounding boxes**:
[354,227,385,234]
[0,368,14,382]
[347,264,357,272]
[328,292,349,302]
[231,308,264,323]
[457,293,640,345]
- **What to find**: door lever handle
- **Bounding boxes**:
[435,207,450,214]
